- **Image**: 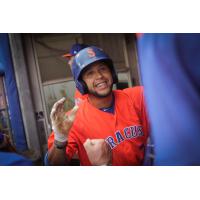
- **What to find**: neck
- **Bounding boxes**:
[88,93,113,109]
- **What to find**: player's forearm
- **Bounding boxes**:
[48,144,70,166]
[49,98,79,165]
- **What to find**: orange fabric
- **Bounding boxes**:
[48,86,149,166]
[74,89,88,105]
[74,89,87,100]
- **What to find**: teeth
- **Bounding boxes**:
[96,82,106,88]
[98,83,104,87]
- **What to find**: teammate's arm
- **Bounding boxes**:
[48,98,79,165]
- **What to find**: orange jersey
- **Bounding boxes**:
[48,86,149,166]
[74,89,88,105]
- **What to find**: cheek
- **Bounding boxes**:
[84,79,93,89]
[106,73,113,83]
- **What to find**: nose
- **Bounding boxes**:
[95,70,103,79]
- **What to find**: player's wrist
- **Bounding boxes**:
[54,140,68,149]
[53,126,68,149]
[53,126,68,142]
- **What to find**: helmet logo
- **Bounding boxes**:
[87,48,96,57]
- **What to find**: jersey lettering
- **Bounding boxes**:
[131,126,137,138]
[115,131,125,143]
[105,136,117,148]
[105,125,144,149]
[124,127,132,138]
[137,126,144,136]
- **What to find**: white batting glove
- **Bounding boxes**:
[83,139,112,166]
[50,97,79,142]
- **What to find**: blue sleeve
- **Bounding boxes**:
[138,33,200,165]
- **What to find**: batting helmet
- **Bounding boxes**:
[72,46,118,94]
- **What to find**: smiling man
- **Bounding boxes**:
[47,46,149,166]
[81,61,113,98]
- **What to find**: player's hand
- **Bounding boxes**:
[83,139,112,166]
[50,97,79,138]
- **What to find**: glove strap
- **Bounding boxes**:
[53,126,68,142]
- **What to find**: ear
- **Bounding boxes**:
[80,80,88,94]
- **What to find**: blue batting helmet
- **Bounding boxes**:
[72,46,118,94]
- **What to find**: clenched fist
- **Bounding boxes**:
[50,97,79,141]
[83,139,112,166]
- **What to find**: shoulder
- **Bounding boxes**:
[114,86,144,99]
[123,86,144,96]
[74,89,88,104]
[114,87,145,111]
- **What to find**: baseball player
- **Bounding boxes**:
[137,33,200,165]
[62,43,89,105]
[48,46,149,166]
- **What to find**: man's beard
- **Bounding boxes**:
[88,84,113,98]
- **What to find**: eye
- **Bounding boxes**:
[99,65,108,72]
[85,70,94,77]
